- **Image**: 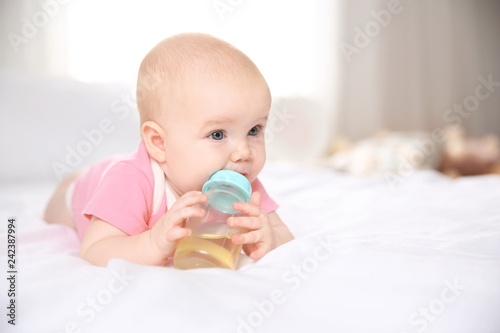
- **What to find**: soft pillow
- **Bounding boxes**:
[0,68,140,183]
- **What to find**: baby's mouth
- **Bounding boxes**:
[219,169,250,178]
[235,170,250,177]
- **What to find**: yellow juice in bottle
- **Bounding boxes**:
[173,223,245,270]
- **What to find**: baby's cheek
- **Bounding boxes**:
[252,156,266,179]
[177,168,205,192]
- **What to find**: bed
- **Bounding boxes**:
[1,70,500,333]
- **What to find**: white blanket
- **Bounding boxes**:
[1,165,500,333]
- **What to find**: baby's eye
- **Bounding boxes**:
[209,130,225,140]
[248,126,260,136]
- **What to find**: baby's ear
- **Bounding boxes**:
[142,121,166,163]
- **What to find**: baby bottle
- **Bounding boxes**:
[173,170,251,270]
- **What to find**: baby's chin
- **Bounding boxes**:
[245,174,257,184]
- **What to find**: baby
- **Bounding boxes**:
[44,33,294,267]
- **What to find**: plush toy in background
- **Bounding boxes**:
[324,126,500,178]
[324,130,443,177]
[438,126,500,177]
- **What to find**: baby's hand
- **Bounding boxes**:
[228,192,276,260]
[150,191,207,258]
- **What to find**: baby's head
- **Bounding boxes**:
[136,33,271,196]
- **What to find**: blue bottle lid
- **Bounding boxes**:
[202,170,251,213]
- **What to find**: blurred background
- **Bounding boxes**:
[1,0,500,183]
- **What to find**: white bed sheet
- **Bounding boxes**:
[1,164,500,333]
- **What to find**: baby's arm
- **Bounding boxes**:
[268,211,295,250]
[80,191,207,266]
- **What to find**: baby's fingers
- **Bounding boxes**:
[249,191,261,207]
[169,206,206,226]
[232,229,265,245]
[247,246,269,261]
[166,225,191,242]
[172,191,207,209]
[227,216,262,230]
[232,202,261,217]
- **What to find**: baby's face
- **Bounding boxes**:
[160,75,271,196]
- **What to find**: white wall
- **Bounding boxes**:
[0,1,340,182]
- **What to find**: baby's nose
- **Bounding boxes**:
[230,141,252,162]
